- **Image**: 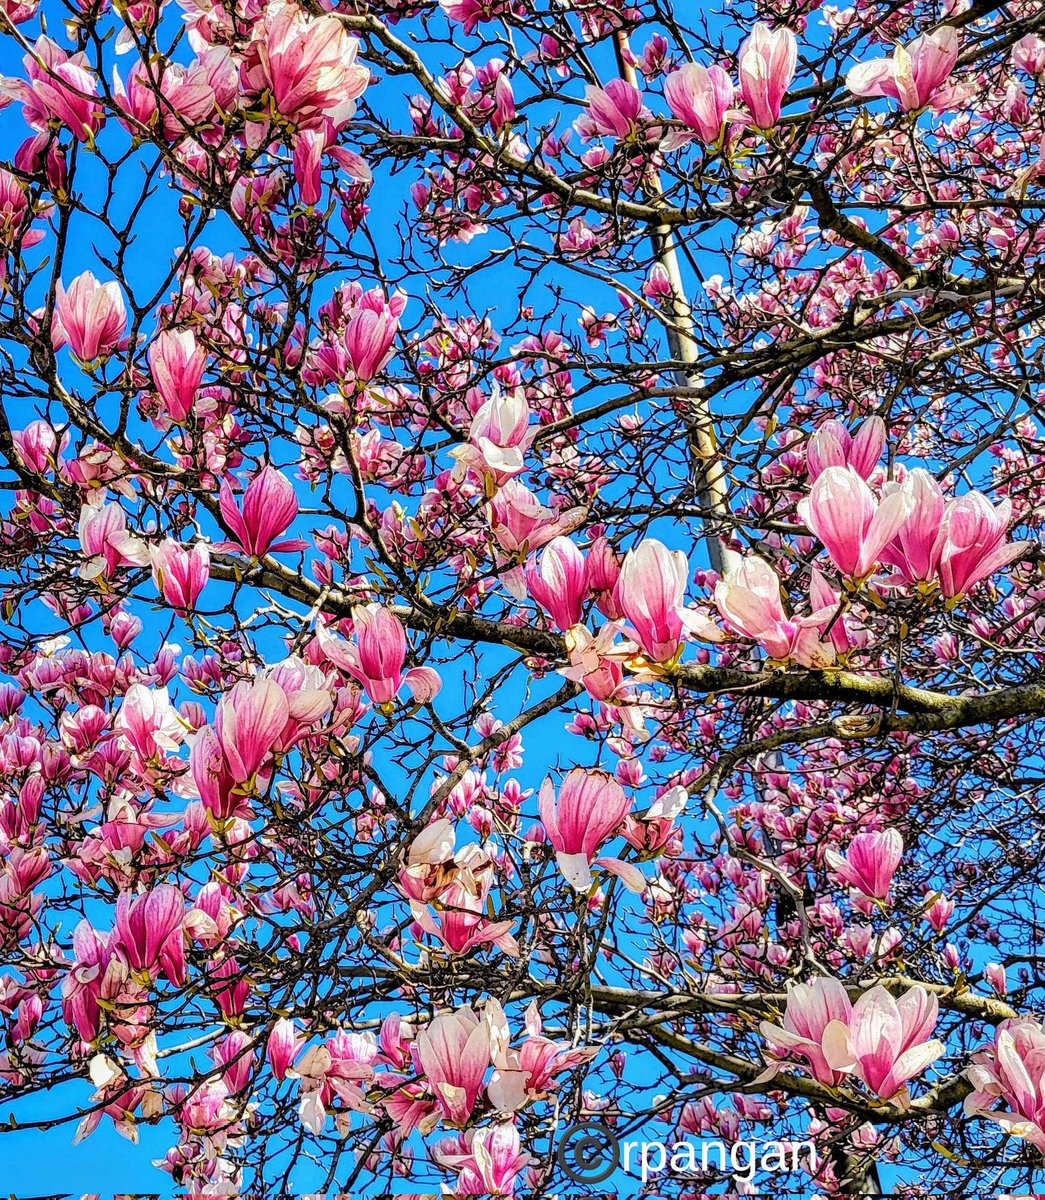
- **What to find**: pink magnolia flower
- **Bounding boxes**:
[714,556,835,667]
[214,677,291,784]
[847,28,960,112]
[0,168,46,255]
[150,539,210,611]
[53,272,127,362]
[218,465,308,558]
[115,684,185,763]
[934,492,1028,602]
[78,501,150,580]
[882,468,947,585]
[341,293,404,383]
[317,605,441,709]
[487,479,587,558]
[799,466,911,582]
[824,828,903,901]
[760,976,854,1086]
[112,884,187,986]
[617,538,705,664]
[241,3,370,133]
[823,985,944,1101]
[434,1122,531,1194]
[413,1005,493,1126]
[561,622,626,702]
[1,37,105,142]
[148,329,208,423]
[525,536,588,630]
[267,1017,303,1081]
[966,1019,1045,1151]
[409,851,519,958]
[738,23,797,129]
[538,768,643,893]
[578,79,649,140]
[663,63,735,145]
[807,417,886,481]
[450,386,534,485]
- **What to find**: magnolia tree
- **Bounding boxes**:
[1,0,1045,1192]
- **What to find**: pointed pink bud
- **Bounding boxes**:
[267,1017,303,1081]
[616,538,692,663]
[807,416,885,481]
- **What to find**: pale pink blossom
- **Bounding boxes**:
[807,417,885,481]
[538,768,642,893]
[966,1018,1045,1151]
[824,985,944,1101]
[847,28,960,112]
[760,976,854,1086]
[663,63,734,145]
[799,466,911,582]
[413,1005,493,1127]
[53,271,127,361]
[738,23,797,129]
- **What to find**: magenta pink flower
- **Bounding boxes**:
[112,884,186,986]
[341,293,405,383]
[825,828,903,900]
[318,605,441,708]
[487,479,586,557]
[738,23,797,129]
[240,4,369,133]
[760,976,854,1086]
[78,501,150,580]
[148,329,208,423]
[882,469,947,584]
[150,539,210,612]
[434,1122,531,1194]
[799,466,911,581]
[823,985,944,1101]
[663,63,735,145]
[53,271,127,361]
[214,677,290,784]
[539,769,643,893]
[617,538,702,664]
[934,491,1028,601]
[847,28,959,112]
[714,556,834,667]
[966,1018,1045,1152]
[450,386,534,485]
[267,1017,303,1081]
[218,465,307,558]
[807,416,885,481]
[578,79,648,140]
[413,1005,493,1127]
[525,536,588,630]
[1,36,105,142]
